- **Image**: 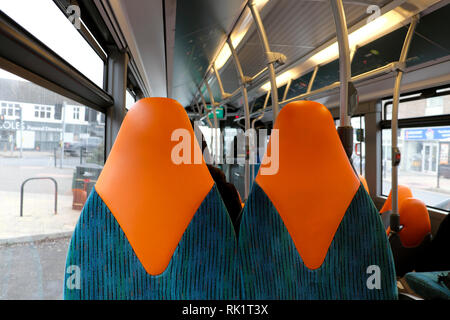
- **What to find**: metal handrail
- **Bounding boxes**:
[228,37,252,199]
[20,177,58,217]
[250,90,271,180]
[249,0,280,120]
[251,91,271,130]
[234,61,403,122]
[330,0,351,128]
[250,66,269,83]
[390,16,419,233]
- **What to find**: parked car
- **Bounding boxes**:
[64,137,102,157]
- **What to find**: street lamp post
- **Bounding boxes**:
[19,105,23,158]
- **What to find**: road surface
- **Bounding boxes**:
[0,237,70,300]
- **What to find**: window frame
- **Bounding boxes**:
[379,86,450,213]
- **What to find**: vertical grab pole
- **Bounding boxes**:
[227,39,250,134]
[391,16,418,233]
[213,66,231,100]
[251,90,271,182]
[228,38,251,200]
[330,0,353,158]
[282,79,292,102]
[199,90,213,128]
[195,100,201,117]
[249,0,280,120]
[205,82,219,164]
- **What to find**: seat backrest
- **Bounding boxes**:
[380,185,413,214]
[238,101,397,299]
[64,98,238,300]
[387,198,432,277]
[398,198,431,248]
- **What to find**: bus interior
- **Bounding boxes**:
[0,0,449,301]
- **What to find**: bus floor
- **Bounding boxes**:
[0,236,70,300]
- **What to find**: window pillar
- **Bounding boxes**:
[365,100,382,204]
[105,48,128,158]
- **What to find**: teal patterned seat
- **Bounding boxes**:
[238,101,397,300]
[239,183,397,299]
[64,185,239,300]
[405,271,450,300]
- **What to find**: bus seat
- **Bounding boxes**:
[359,175,370,194]
[380,185,413,230]
[238,101,397,299]
[388,198,432,277]
[404,271,450,300]
[398,198,431,248]
[380,185,413,214]
[64,98,239,300]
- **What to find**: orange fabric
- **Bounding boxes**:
[380,185,413,214]
[255,101,360,270]
[359,175,370,194]
[96,98,214,276]
[398,198,431,248]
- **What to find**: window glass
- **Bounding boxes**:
[351,116,365,177]
[126,91,136,110]
[335,116,365,176]
[384,93,450,120]
[0,68,105,299]
[382,126,450,213]
[1,0,104,87]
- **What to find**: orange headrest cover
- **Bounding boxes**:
[398,198,431,248]
[96,98,213,275]
[256,101,360,270]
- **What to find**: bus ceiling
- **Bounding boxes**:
[86,0,450,115]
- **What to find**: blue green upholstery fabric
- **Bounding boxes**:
[64,184,239,300]
[405,271,450,300]
[238,182,398,300]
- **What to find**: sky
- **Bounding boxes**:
[0,0,104,86]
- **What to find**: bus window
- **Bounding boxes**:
[0,68,105,298]
[351,116,365,177]
[335,116,365,176]
[0,0,105,87]
[126,90,136,110]
[382,93,450,213]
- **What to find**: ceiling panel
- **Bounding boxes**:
[171,0,245,106]
[230,0,392,101]
[111,0,166,97]
[171,0,393,107]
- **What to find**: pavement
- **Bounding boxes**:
[0,150,98,243]
[0,191,80,241]
[0,155,83,241]
[0,151,87,300]
[0,236,70,300]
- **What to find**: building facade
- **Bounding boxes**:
[0,78,104,152]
